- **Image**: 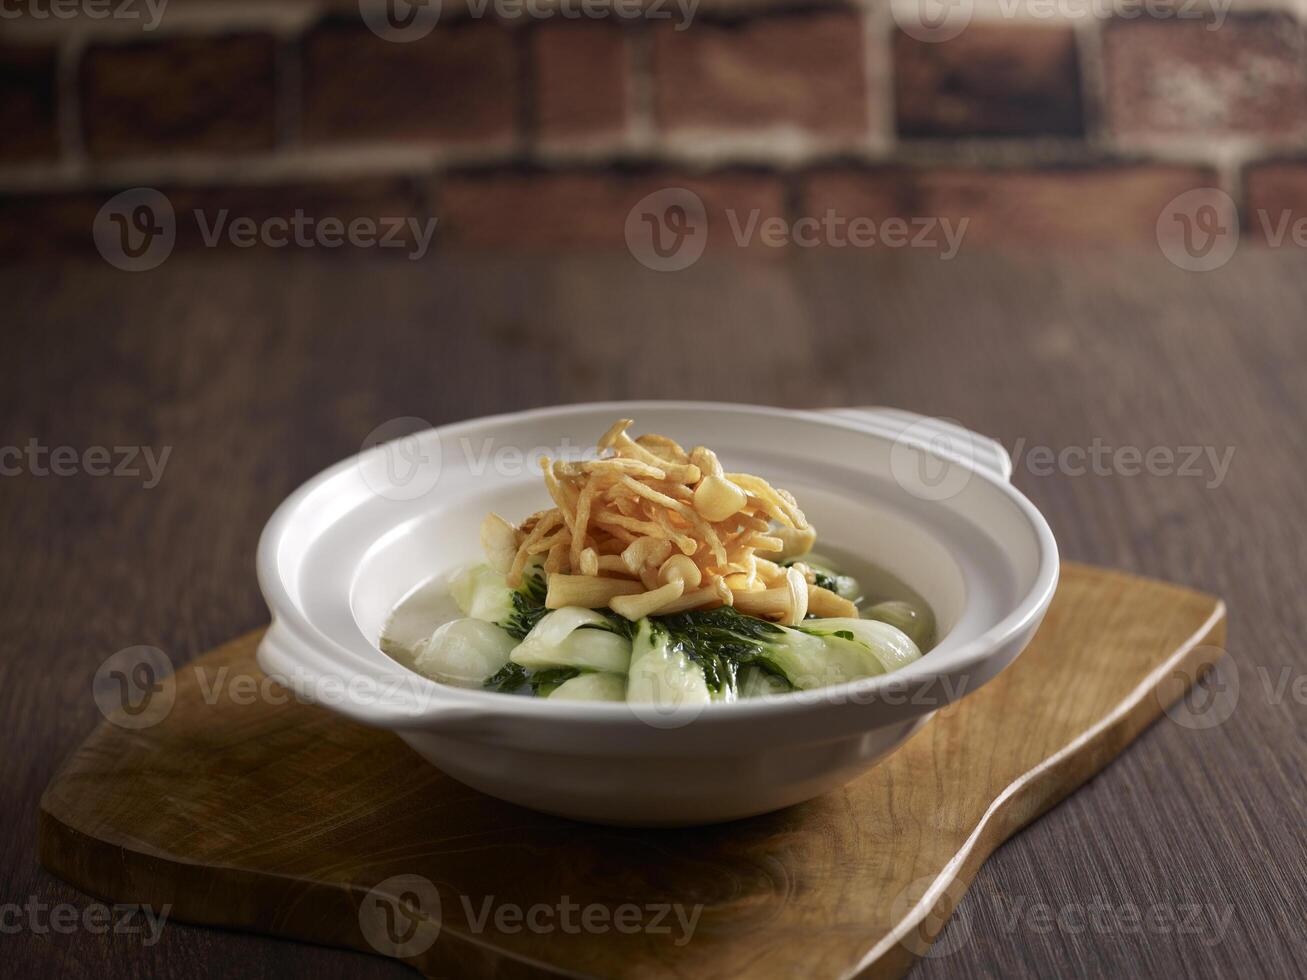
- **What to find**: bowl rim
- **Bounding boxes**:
[257,400,1060,726]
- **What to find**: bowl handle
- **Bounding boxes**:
[820,407,1013,483]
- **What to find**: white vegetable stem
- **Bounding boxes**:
[414,618,516,687]
[625,618,711,707]
[450,564,515,623]
[511,606,633,674]
[548,673,627,702]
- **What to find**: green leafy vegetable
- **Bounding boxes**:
[483,661,528,693]
[528,666,584,697]
[482,661,584,696]
[655,605,785,697]
[501,571,548,640]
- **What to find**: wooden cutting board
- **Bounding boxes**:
[40,562,1225,979]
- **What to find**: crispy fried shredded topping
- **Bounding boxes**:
[482,420,852,624]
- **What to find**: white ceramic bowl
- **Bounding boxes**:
[257,403,1058,826]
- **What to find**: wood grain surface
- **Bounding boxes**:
[3,248,1306,979]
[38,564,1225,979]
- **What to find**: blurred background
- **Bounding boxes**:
[2,0,1304,259]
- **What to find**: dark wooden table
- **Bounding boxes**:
[3,247,1304,979]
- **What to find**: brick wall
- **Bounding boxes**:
[2,0,1305,261]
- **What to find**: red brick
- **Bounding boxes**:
[652,11,868,137]
[438,169,786,251]
[1102,14,1307,140]
[1245,161,1307,245]
[801,166,1216,248]
[81,35,277,158]
[894,25,1083,138]
[302,20,516,144]
[534,22,629,142]
[0,44,59,162]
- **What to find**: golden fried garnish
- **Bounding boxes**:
[488,419,822,619]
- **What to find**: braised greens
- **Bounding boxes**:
[403,554,934,704]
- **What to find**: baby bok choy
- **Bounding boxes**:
[447,563,632,698]
[415,563,548,688]
[510,606,633,674]
[414,618,517,688]
[419,563,926,703]
[626,617,714,707]
[630,606,924,706]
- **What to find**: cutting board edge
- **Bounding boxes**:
[855,597,1227,979]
